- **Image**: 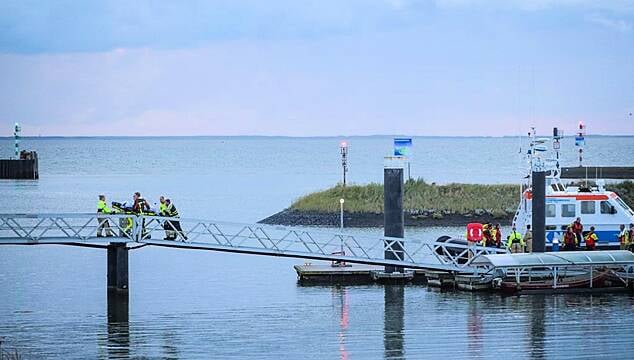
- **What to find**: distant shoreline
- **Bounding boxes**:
[1,134,633,140]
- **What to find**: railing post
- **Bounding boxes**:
[384,157,405,273]
[107,243,129,293]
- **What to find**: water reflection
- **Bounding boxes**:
[384,286,405,360]
[106,290,130,359]
[467,296,483,356]
[332,287,349,360]
[529,296,546,360]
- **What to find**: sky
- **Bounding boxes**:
[0,0,633,136]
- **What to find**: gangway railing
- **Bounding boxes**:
[0,213,508,271]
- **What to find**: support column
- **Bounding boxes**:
[532,171,546,253]
[384,159,404,273]
[107,243,129,292]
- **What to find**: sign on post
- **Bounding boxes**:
[393,138,412,156]
[393,137,413,180]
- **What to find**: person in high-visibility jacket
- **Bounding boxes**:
[482,223,494,247]
[96,194,115,237]
[159,196,168,214]
[585,226,598,250]
[494,224,502,248]
[506,226,524,253]
[164,199,187,240]
[159,196,173,240]
[618,224,629,250]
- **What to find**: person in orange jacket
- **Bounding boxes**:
[563,227,577,251]
[571,217,583,246]
[584,226,598,251]
[494,224,502,248]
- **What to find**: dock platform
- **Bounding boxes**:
[294,264,427,285]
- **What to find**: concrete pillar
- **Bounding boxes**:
[107,243,129,292]
[384,159,404,273]
[531,171,546,252]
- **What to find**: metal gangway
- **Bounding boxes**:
[0,213,507,272]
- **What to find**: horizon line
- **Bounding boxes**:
[1,133,633,139]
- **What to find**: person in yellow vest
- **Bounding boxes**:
[96,194,115,237]
[159,196,174,240]
[584,226,598,251]
[490,224,497,246]
[494,224,502,248]
[482,223,494,247]
[618,224,629,250]
[506,226,524,253]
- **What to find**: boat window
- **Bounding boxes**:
[561,204,576,217]
[546,204,556,217]
[580,201,595,214]
[600,201,615,214]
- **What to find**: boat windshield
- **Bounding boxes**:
[615,196,634,216]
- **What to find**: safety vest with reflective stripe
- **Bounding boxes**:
[97,200,112,214]
[506,231,523,248]
[585,232,598,247]
[166,203,179,218]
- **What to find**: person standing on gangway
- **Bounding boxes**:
[96,194,116,237]
[164,198,187,241]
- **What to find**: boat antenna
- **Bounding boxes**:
[575,121,586,185]
[552,127,562,177]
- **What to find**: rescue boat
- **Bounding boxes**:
[512,127,634,249]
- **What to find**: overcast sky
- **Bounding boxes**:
[1,0,633,136]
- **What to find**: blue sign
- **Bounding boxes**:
[394,138,412,156]
[575,135,585,146]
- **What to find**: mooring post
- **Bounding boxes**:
[107,243,129,292]
[384,157,404,273]
[532,170,546,252]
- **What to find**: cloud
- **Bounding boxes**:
[587,14,632,32]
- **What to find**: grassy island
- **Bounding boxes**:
[260,180,634,227]
[292,179,520,219]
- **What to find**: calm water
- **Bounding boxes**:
[1,136,634,359]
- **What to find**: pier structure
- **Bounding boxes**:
[0,212,506,291]
[3,212,631,295]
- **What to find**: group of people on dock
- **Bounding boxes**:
[557,217,633,252]
[472,222,533,254]
[96,192,186,241]
[478,217,634,253]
